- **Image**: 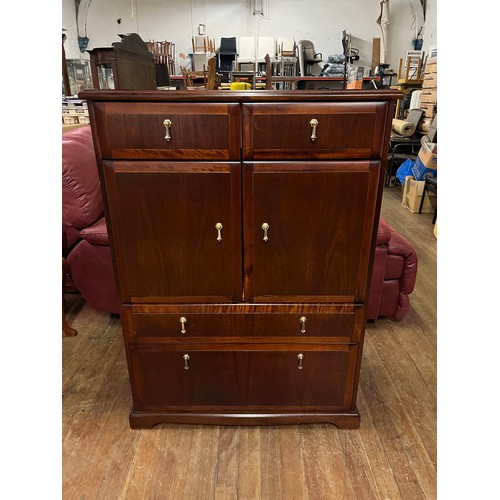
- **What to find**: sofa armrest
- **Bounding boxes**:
[376,217,392,245]
[367,217,418,321]
[386,230,418,295]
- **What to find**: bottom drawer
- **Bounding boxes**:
[128,343,359,411]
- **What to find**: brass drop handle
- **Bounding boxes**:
[297,353,304,370]
[262,222,269,242]
[180,316,187,335]
[300,316,307,334]
[183,353,190,370]
[215,223,223,242]
[163,119,172,141]
[309,118,318,142]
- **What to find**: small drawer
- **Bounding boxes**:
[242,102,390,160]
[124,305,361,341]
[92,102,241,160]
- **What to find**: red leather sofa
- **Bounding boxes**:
[62,126,417,321]
[367,217,418,321]
[63,126,120,315]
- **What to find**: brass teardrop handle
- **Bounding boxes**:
[215,223,223,242]
[309,118,318,142]
[262,223,269,242]
[183,353,190,370]
[297,353,304,370]
[300,316,307,334]
[180,316,187,335]
[163,119,172,141]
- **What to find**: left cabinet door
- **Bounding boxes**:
[102,161,242,303]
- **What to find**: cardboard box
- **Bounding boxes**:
[420,102,436,120]
[422,72,437,87]
[412,155,437,180]
[347,66,364,89]
[424,58,437,73]
[421,89,437,103]
[419,141,437,166]
[402,176,436,213]
[412,141,437,180]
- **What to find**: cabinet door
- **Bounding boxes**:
[244,161,380,302]
[103,161,242,303]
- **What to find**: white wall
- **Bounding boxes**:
[62,0,437,74]
[62,0,80,59]
[423,0,437,51]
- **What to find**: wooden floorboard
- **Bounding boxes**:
[62,185,437,500]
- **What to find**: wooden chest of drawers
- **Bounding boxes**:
[81,90,399,428]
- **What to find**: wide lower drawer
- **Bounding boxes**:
[92,102,241,160]
[127,343,359,410]
[242,101,390,160]
[122,304,364,341]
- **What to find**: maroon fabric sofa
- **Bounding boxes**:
[62,126,417,321]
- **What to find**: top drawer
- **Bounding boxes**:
[242,102,389,160]
[91,102,241,160]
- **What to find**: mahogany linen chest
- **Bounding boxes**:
[81,89,399,428]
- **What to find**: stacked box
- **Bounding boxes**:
[419,58,437,132]
[62,99,90,125]
[412,141,437,181]
[402,176,436,214]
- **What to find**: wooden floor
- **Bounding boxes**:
[62,185,437,499]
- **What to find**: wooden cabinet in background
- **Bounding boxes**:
[88,33,156,90]
[81,89,399,429]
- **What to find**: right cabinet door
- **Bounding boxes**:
[244,161,380,302]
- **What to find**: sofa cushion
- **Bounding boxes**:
[80,217,109,246]
[62,126,104,229]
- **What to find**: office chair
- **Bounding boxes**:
[218,37,237,73]
[298,39,322,75]
[236,36,256,71]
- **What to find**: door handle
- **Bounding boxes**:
[262,222,269,242]
[215,222,223,242]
